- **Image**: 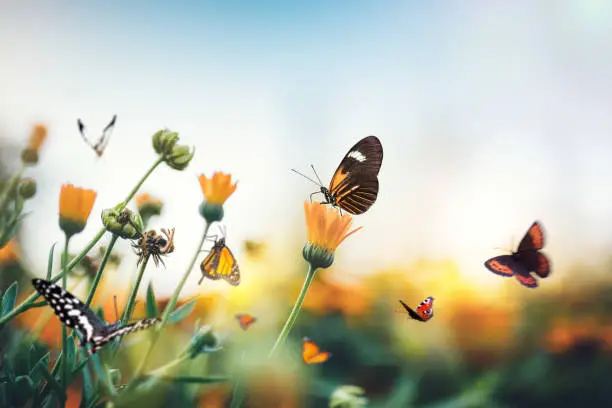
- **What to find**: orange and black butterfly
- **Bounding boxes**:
[77,114,117,157]
[235,314,257,330]
[302,337,331,364]
[484,221,551,288]
[398,296,434,322]
[199,236,240,286]
[292,136,383,215]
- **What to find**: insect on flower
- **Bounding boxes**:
[292,136,383,215]
[32,279,159,355]
[77,114,117,157]
[397,296,435,322]
[132,228,175,267]
[199,225,240,286]
[484,221,551,288]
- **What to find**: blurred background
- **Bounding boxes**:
[2,1,612,407]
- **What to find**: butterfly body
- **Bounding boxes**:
[32,279,159,354]
[295,136,383,215]
[398,296,434,322]
[484,221,551,288]
[199,237,240,286]
[77,115,117,157]
[302,337,331,364]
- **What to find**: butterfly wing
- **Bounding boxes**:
[302,337,331,364]
[93,114,117,156]
[31,279,107,345]
[517,221,545,252]
[331,136,383,178]
[89,318,160,355]
[398,300,426,322]
[483,255,538,288]
[415,296,434,321]
[516,251,551,278]
[200,241,240,286]
[77,119,96,149]
[330,171,379,215]
[235,314,257,330]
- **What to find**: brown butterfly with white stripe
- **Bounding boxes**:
[32,279,159,355]
[77,114,117,157]
[292,136,383,215]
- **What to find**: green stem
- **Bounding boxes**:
[0,157,164,326]
[129,221,210,384]
[268,265,317,357]
[230,264,317,408]
[0,164,24,214]
[146,353,190,378]
[85,234,119,307]
[61,235,71,403]
[118,157,164,210]
[121,256,149,325]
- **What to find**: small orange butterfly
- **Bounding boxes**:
[302,337,331,364]
[397,296,435,322]
[235,314,257,331]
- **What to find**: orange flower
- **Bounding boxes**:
[198,172,237,205]
[0,239,19,265]
[59,184,97,237]
[303,202,361,252]
[21,123,48,164]
[302,202,361,269]
[28,124,48,151]
[135,193,163,225]
[303,274,372,317]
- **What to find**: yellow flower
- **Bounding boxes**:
[302,202,362,269]
[198,172,237,205]
[59,184,97,237]
[198,172,237,223]
[0,239,19,265]
[21,123,48,164]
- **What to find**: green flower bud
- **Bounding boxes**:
[199,201,224,224]
[165,144,195,170]
[101,208,144,239]
[18,178,37,199]
[186,325,221,359]
[20,148,39,165]
[302,243,334,270]
[152,129,179,156]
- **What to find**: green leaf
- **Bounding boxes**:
[66,334,77,371]
[146,282,158,318]
[167,298,197,325]
[38,363,67,402]
[11,375,35,406]
[1,281,18,317]
[80,351,94,408]
[47,243,57,280]
[29,352,51,385]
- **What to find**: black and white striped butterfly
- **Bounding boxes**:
[77,114,117,157]
[32,278,159,355]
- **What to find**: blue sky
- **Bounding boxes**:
[2,1,612,295]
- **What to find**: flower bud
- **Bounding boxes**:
[186,325,221,359]
[302,243,334,270]
[101,207,144,239]
[199,201,224,224]
[18,178,37,200]
[152,129,179,156]
[21,124,47,165]
[165,144,195,170]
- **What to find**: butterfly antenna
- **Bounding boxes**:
[291,168,322,187]
[310,164,325,186]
